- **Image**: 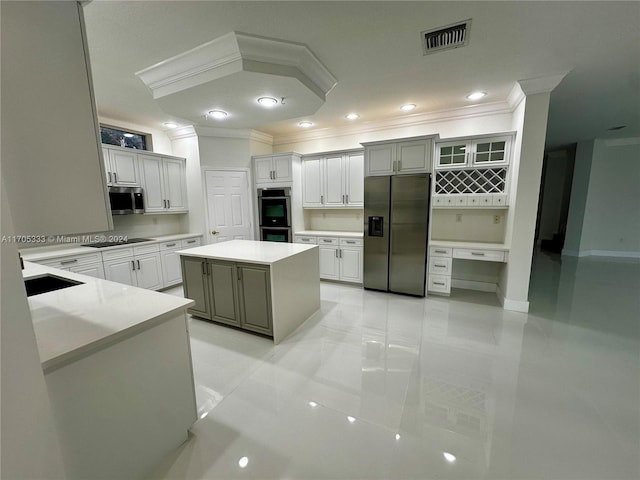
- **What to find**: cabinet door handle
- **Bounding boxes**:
[167,199,170,209]
[131,260,136,271]
[107,172,112,183]
[393,160,397,171]
[346,194,349,204]
[398,160,402,171]
[339,249,342,258]
[471,252,485,256]
[237,268,242,281]
[321,195,324,204]
[113,172,118,183]
[335,249,339,258]
[136,260,141,269]
[60,259,78,265]
[201,262,206,275]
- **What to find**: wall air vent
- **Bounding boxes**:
[421,19,471,55]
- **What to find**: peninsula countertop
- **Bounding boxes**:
[177,239,317,265]
[24,261,194,372]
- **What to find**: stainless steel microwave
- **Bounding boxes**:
[108,186,144,215]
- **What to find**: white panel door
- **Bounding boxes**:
[204,170,252,244]
[103,257,136,286]
[302,158,323,207]
[324,155,344,207]
[163,158,188,211]
[138,154,165,212]
[135,253,163,290]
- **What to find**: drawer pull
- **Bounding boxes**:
[60,259,78,265]
[435,264,447,268]
[471,252,485,256]
[323,239,332,243]
[434,249,447,254]
[434,282,445,286]
[346,240,355,244]
[186,240,196,244]
[166,243,177,247]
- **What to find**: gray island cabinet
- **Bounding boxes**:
[179,240,320,343]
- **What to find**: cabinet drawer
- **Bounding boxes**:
[159,241,181,250]
[453,248,506,262]
[134,243,159,255]
[181,237,201,248]
[101,247,134,261]
[318,237,339,246]
[428,257,452,275]
[428,274,451,294]
[492,194,508,206]
[429,246,452,257]
[39,252,103,269]
[339,237,362,247]
[468,194,493,206]
[294,235,317,244]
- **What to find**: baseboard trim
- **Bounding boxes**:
[451,279,497,292]
[562,249,640,259]
[496,284,530,313]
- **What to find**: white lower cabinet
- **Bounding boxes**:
[39,252,105,280]
[103,245,163,290]
[159,237,202,288]
[296,234,363,283]
[428,246,453,295]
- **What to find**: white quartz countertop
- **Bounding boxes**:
[178,239,317,265]
[21,233,203,262]
[430,240,509,251]
[23,262,194,372]
[294,230,363,238]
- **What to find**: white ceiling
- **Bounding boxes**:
[83,1,640,150]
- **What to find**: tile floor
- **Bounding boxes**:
[153,251,639,479]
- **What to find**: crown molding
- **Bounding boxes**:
[272,100,514,146]
[165,125,198,141]
[136,31,336,101]
[603,137,640,147]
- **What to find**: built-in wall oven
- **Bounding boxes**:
[258,187,292,242]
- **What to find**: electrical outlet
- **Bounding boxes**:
[493,215,500,224]
[456,214,462,223]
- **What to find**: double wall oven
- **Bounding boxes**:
[258,187,292,242]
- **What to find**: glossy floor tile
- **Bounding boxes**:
[152,252,640,479]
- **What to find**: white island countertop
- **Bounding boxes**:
[23,262,194,372]
[178,239,317,265]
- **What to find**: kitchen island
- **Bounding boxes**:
[179,240,320,344]
[24,261,197,480]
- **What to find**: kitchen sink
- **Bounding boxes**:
[24,274,84,297]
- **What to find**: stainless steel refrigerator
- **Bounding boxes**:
[363,174,430,296]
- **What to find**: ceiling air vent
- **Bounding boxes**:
[421,19,471,55]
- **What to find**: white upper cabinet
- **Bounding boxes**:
[436,135,511,169]
[364,137,433,177]
[138,153,188,213]
[103,146,140,186]
[253,154,297,185]
[302,150,364,208]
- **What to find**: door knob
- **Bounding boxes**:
[211,230,219,235]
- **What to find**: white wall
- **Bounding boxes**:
[431,209,506,243]
[563,140,594,255]
[305,209,363,232]
[573,139,640,257]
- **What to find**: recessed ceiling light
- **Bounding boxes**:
[347,416,356,423]
[346,113,360,120]
[298,121,313,128]
[257,97,278,107]
[400,104,416,112]
[163,122,178,129]
[238,456,249,468]
[208,110,228,119]
[466,91,486,100]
